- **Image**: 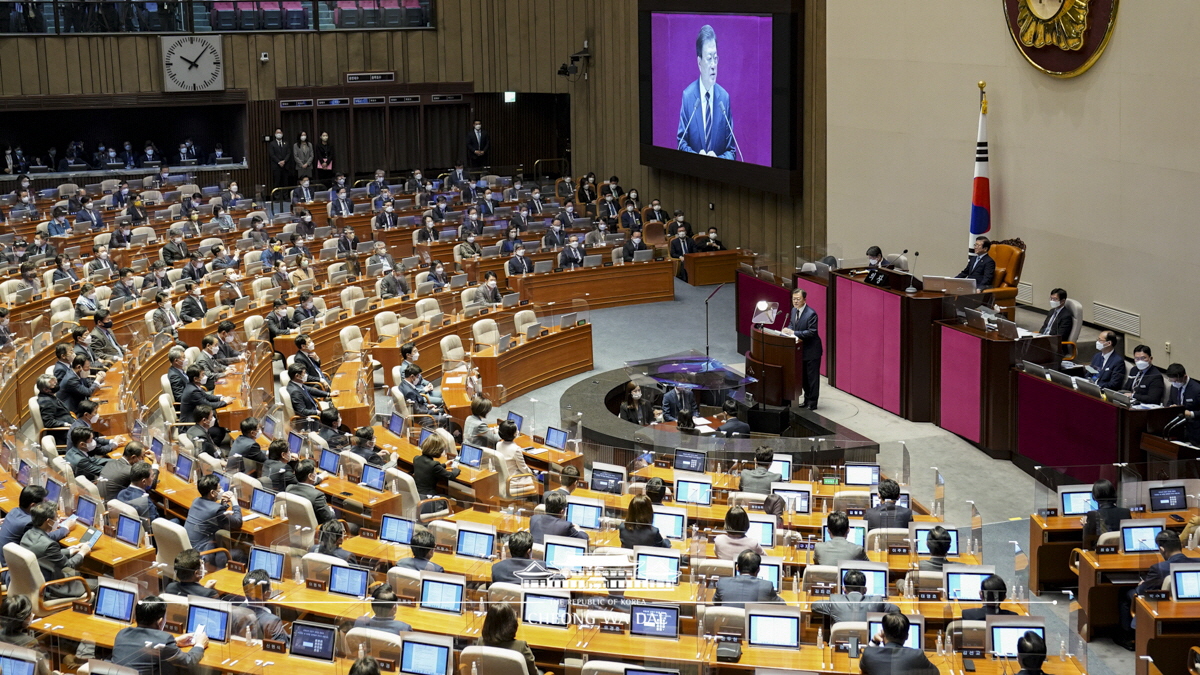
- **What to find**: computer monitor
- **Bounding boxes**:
[458,444,483,468]
[634,548,681,585]
[1121,519,1165,553]
[522,590,571,627]
[771,482,812,514]
[260,415,277,440]
[652,506,687,540]
[455,524,496,559]
[768,454,793,480]
[866,613,925,650]
[870,491,911,510]
[248,546,285,580]
[388,412,406,436]
[910,523,960,556]
[290,621,338,662]
[249,488,276,517]
[115,514,141,547]
[673,448,707,473]
[746,515,777,549]
[845,463,881,486]
[544,426,569,450]
[0,651,39,675]
[565,498,603,530]
[93,581,137,623]
[213,471,230,494]
[360,464,386,492]
[543,535,588,572]
[1169,563,1200,602]
[825,520,867,547]
[589,462,625,495]
[944,564,997,601]
[74,495,99,527]
[174,453,194,481]
[757,555,784,591]
[380,515,415,545]
[839,562,889,596]
[1148,485,1188,512]
[329,565,370,598]
[186,601,231,642]
[506,411,524,432]
[43,476,63,506]
[150,437,164,461]
[288,431,305,456]
[745,606,801,649]
[674,475,712,506]
[418,428,433,446]
[318,448,341,474]
[420,573,465,614]
[986,617,1045,658]
[629,604,680,639]
[1059,486,1098,516]
[399,635,453,675]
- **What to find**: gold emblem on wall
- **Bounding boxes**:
[1003,0,1118,78]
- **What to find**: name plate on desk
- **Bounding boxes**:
[863,269,890,287]
[792,541,814,551]
[1129,505,1146,513]
[435,544,453,553]
[888,545,910,556]
[1036,508,1058,518]
[809,586,834,596]
[1143,590,1170,601]
[1096,545,1119,555]
[262,639,287,654]
[917,590,942,601]
[846,508,865,517]
[520,299,530,306]
[377,658,397,672]
[72,601,93,615]
[961,648,984,658]
[361,528,378,540]
[164,621,183,634]
[306,579,328,591]
[596,622,625,634]
[227,561,247,573]
[654,257,665,262]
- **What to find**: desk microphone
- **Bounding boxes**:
[677,98,702,151]
[719,103,742,161]
[1163,414,1188,438]
[902,250,920,294]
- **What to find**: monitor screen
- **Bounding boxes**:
[914,527,959,556]
[1061,489,1098,516]
[1123,525,1163,553]
[545,541,587,571]
[991,626,1044,658]
[248,546,284,580]
[1172,569,1200,600]
[772,486,811,514]
[250,488,276,517]
[93,585,136,623]
[318,448,341,474]
[545,427,568,450]
[675,479,712,505]
[747,614,799,648]
[458,444,483,468]
[630,604,680,638]
[288,431,304,455]
[845,464,880,486]
[380,515,415,545]
[868,619,921,649]
[652,511,686,539]
[746,520,775,549]
[290,621,337,662]
[418,428,433,446]
[1148,485,1187,512]
[456,529,495,559]
[566,502,601,530]
[591,469,623,495]
[635,552,680,584]
[43,477,62,505]
[758,562,781,591]
[871,492,911,510]
[74,495,99,527]
[388,412,405,436]
[329,565,370,597]
[261,415,277,439]
[213,471,230,493]
[0,656,36,675]
[400,640,451,675]
[842,569,888,597]
[361,464,386,491]
[421,579,464,613]
[768,457,792,479]
[187,604,230,642]
[506,411,524,432]
[150,437,164,461]
[825,524,866,548]
[15,460,30,486]
[674,449,707,473]
[115,515,141,547]
[946,572,991,601]
[174,453,193,481]
[523,593,570,626]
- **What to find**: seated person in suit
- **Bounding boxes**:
[287,363,331,417]
[416,216,440,244]
[310,519,358,565]
[1116,529,1200,649]
[163,548,220,599]
[507,244,534,275]
[399,343,443,407]
[181,366,232,422]
[558,234,584,268]
[813,569,900,623]
[1123,344,1165,405]
[620,201,643,231]
[618,495,672,549]
[71,400,116,456]
[551,465,580,497]
[187,405,233,458]
[64,426,108,482]
[865,245,893,269]
[354,585,412,634]
[57,355,101,415]
[115,460,160,524]
[661,382,695,423]
[162,230,189,265]
[643,477,667,505]
[286,458,337,524]
[618,381,652,425]
[500,226,523,254]
[739,446,782,494]
[530,491,589,545]
[918,526,953,572]
[98,442,145,503]
[261,439,298,492]
[1013,631,1048,675]
[1081,478,1131,550]
[718,399,751,437]
[954,235,995,289]
[473,271,502,306]
[380,264,411,299]
[463,396,500,448]
[195,335,227,381]
[491,530,556,585]
[1091,330,1127,391]
[714,507,765,560]
[179,282,209,324]
[583,221,611,248]
[237,569,290,645]
[543,217,568,249]
[865,479,913,531]
[37,374,75,442]
[140,262,169,292]
[396,528,444,572]
[318,408,352,452]
[294,333,329,386]
[668,224,695,259]
[266,299,301,340]
[476,603,541,675]
[426,261,451,291]
[1040,287,1074,341]
[349,426,388,467]
[961,574,1017,621]
[112,596,208,674]
[861,612,938,675]
[814,511,869,566]
[714,550,783,608]
[183,473,243,568]
[699,227,725,252]
[46,207,73,236]
[621,232,648,263]
[227,417,268,473]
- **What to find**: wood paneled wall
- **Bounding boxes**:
[0,0,825,257]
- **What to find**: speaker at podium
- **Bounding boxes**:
[746,300,804,407]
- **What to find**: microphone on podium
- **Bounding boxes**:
[903,249,920,294]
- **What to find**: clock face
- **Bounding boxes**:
[1028,0,1065,20]
[162,35,225,92]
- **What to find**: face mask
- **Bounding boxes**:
[179,148,187,155]
[570,241,579,248]
[1095,341,1106,351]
[487,280,497,288]
[300,260,309,269]
[632,238,641,245]
[99,252,109,260]
[631,390,642,400]
[124,144,131,151]
[414,173,422,180]
[376,176,385,183]
[338,193,347,200]
[565,207,574,213]
[630,193,637,199]
[86,439,97,452]
[102,321,113,329]
[321,135,328,141]
[229,185,238,192]
[121,188,128,194]
[425,222,433,228]
[224,334,235,343]
[515,250,524,257]
[21,181,29,188]
[606,196,613,202]
[1173,380,1185,389]
[384,205,394,213]
[193,289,202,297]
[599,224,607,231]
[276,309,287,318]
[304,301,313,309]
[467,236,476,244]
[300,135,307,142]
[108,151,116,158]
[709,233,717,239]
[532,192,540,199]
[474,124,481,131]
[275,133,283,140]
[676,216,684,222]
[588,177,595,183]
[302,215,312,222]
[81,334,92,343]
[301,181,309,188]
[627,206,634,212]
[435,267,444,274]
[552,225,561,231]
[519,211,528,218]
[514,184,521,190]
[1049,299,1061,309]
[1135,359,1151,371]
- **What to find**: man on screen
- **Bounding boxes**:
[677,25,736,159]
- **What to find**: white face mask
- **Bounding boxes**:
[276,309,287,318]
[676,216,684,222]
[565,206,574,213]
[474,125,481,131]
[467,237,476,244]
[384,206,394,213]
[300,135,307,142]
[224,334,236,343]
[229,185,238,192]
[631,390,642,400]
[630,193,637,200]
[627,206,634,212]
[532,192,540,199]
[487,280,497,288]
[1135,359,1151,371]
[1172,380,1185,389]
[302,215,312,222]
[570,241,580,248]
[1096,341,1107,351]
[1049,299,1061,309]
[515,250,524,257]
[632,238,641,245]
[708,233,717,239]
[86,439,97,452]
[275,133,283,140]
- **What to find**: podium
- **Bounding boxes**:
[746,327,804,406]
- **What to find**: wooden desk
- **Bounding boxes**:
[61,522,156,579]
[682,249,754,286]
[314,474,403,529]
[374,426,503,505]
[1135,596,1200,675]
[511,258,675,310]
[473,323,594,402]
[1074,548,1159,640]
[154,471,289,546]
[1030,514,1087,594]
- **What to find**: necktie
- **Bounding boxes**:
[704,92,712,148]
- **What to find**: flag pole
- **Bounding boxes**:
[969,81,991,249]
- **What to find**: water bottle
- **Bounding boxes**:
[359,643,366,660]
[294,565,303,584]
[1059,639,1067,662]
[936,631,944,656]
[245,624,254,646]
[279,501,287,520]
[816,627,824,651]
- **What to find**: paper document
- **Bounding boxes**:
[694,425,715,434]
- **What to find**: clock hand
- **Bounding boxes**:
[179,53,199,68]
[187,49,206,69]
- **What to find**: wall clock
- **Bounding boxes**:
[1003,0,1119,78]
[161,35,225,92]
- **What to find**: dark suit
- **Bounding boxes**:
[413,455,460,498]
[864,503,914,532]
[466,128,490,167]
[353,615,413,635]
[99,457,135,502]
[812,592,899,623]
[168,366,188,401]
[266,312,299,340]
[56,369,96,414]
[113,626,205,675]
[859,641,939,675]
[617,524,671,549]
[288,380,328,417]
[180,382,226,422]
[622,239,648,262]
[1082,503,1132,549]
[1126,365,1165,405]
[375,211,399,230]
[228,435,267,472]
[491,557,557,585]
[331,197,354,217]
[961,606,1017,621]
[1091,350,1127,392]
[676,80,736,158]
[668,235,695,259]
[813,537,869,567]
[291,185,314,203]
[262,459,297,492]
[380,274,410,299]
[507,255,534,276]
[529,513,589,545]
[661,388,695,422]
[558,245,583,269]
[1168,378,1200,444]
[286,482,336,524]
[713,574,782,609]
[162,241,188,264]
[180,295,208,323]
[787,304,823,407]
[956,253,995,289]
[719,418,751,437]
[20,527,87,599]
[183,497,242,566]
[543,229,567,249]
[620,210,643,231]
[1040,305,1074,339]
[268,138,292,188]
[295,350,328,385]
